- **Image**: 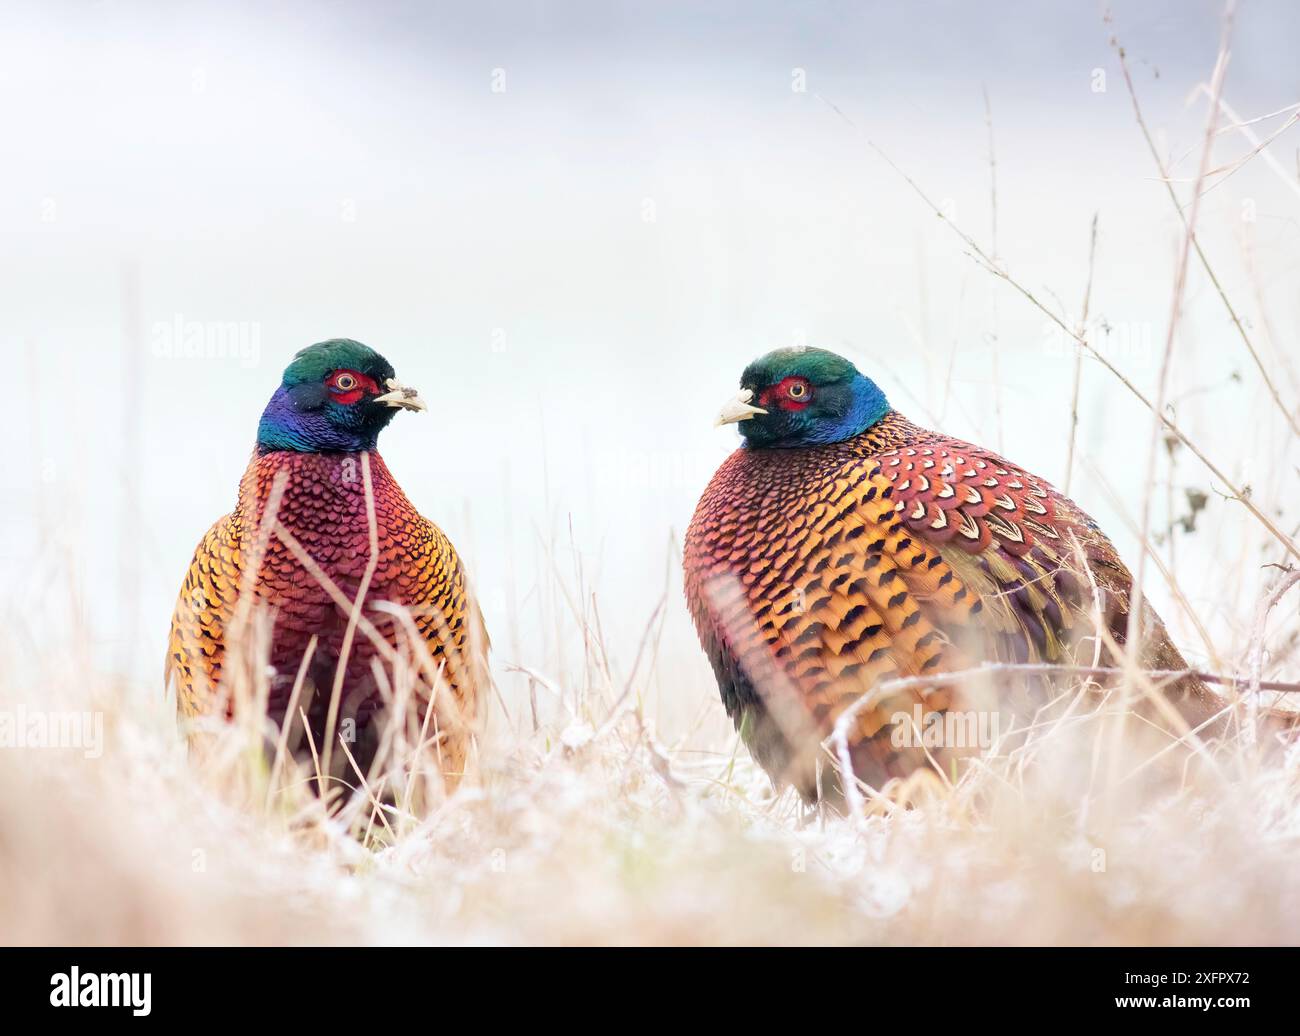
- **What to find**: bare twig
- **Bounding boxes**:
[266,634,318,810]
[271,523,400,666]
[814,88,1300,564]
[1112,33,1300,441]
[827,659,1300,818]
[1063,213,1099,495]
[1121,6,1232,674]
[1245,568,1300,744]
[594,594,667,740]
[982,84,1004,453]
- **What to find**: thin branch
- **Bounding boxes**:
[826,658,1294,819]
[1191,90,1300,203]
[1063,213,1099,495]
[982,84,1004,452]
[271,522,400,667]
[1121,6,1231,676]
[265,633,318,810]
[813,90,1300,564]
[1245,568,1300,744]
[1112,34,1300,441]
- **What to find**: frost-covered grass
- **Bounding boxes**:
[2,590,1299,947]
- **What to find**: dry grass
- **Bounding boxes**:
[2,530,1300,946]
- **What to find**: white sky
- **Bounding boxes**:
[2,1,1298,734]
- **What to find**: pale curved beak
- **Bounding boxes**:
[374,378,427,413]
[715,388,767,427]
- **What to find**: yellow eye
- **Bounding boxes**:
[334,373,357,391]
[789,382,808,399]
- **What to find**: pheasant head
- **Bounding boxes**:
[716,346,889,449]
[256,338,427,453]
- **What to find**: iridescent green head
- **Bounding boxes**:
[256,339,426,453]
[716,347,889,448]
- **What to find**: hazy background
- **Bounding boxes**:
[3,0,1298,736]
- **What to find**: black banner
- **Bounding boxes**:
[0,946,1290,1021]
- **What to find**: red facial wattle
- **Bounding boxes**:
[758,376,812,412]
[326,369,380,405]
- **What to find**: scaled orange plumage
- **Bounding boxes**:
[684,348,1279,801]
[166,340,487,797]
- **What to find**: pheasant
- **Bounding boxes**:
[684,347,1282,802]
[166,339,487,798]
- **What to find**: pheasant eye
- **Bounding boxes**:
[788,381,808,399]
[332,373,358,391]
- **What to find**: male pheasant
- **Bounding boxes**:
[167,339,487,798]
[684,347,1278,802]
